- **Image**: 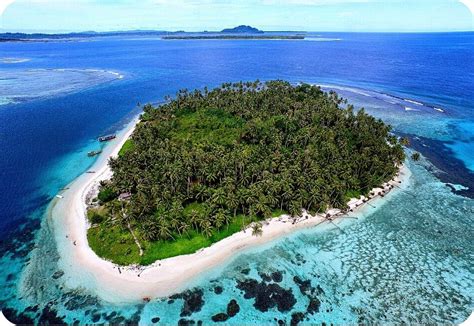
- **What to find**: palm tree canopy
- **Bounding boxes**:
[97,80,404,242]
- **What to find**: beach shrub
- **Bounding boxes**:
[87,209,105,224]
[98,187,116,203]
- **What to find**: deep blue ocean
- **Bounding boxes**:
[0,32,473,324]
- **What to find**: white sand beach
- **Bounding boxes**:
[50,117,411,303]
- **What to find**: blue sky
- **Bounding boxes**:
[0,0,473,33]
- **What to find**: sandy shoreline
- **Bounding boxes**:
[50,117,411,303]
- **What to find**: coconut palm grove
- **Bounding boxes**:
[87,81,405,265]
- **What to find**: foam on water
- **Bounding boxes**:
[0,57,30,64]
[0,69,124,105]
[0,97,13,105]
[405,99,424,106]
[304,38,342,42]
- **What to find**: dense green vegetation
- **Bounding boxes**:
[88,211,256,265]
[88,81,405,265]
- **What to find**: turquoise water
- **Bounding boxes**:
[0,33,473,324]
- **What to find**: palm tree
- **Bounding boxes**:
[157,216,174,240]
[211,188,227,206]
[200,219,213,238]
[227,193,239,217]
[251,222,263,237]
[179,222,191,238]
[189,209,200,230]
[213,209,226,230]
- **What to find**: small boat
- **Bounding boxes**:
[98,134,116,142]
[56,195,64,199]
[87,150,102,157]
[86,171,96,174]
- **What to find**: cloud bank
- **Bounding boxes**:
[1,0,472,32]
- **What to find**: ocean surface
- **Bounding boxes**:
[0,32,473,324]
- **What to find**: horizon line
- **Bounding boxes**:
[1,28,473,35]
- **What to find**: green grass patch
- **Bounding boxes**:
[344,189,363,202]
[87,206,108,224]
[87,214,258,266]
[88,223,141,265]
[118,139,135,156]
[271,209,287,217]
[139,214,255,265]
[170,108,243,146]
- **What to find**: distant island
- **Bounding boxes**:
[86,81,405,265]
[221,25,263,33]
[0,26,305,42]
[162,35,305,40]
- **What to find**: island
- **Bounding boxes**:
[161,35,305,40]
[221,25,264,33]
[86,81,405,266]
[1,26,306,42]
[162,25,305,40]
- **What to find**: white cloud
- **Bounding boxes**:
[459,0,474,14]
[0,0,16,15]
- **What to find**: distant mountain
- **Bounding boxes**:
[0,30,170,41]
[220,25,263,34]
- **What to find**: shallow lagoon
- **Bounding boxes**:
[0,33,473,324]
